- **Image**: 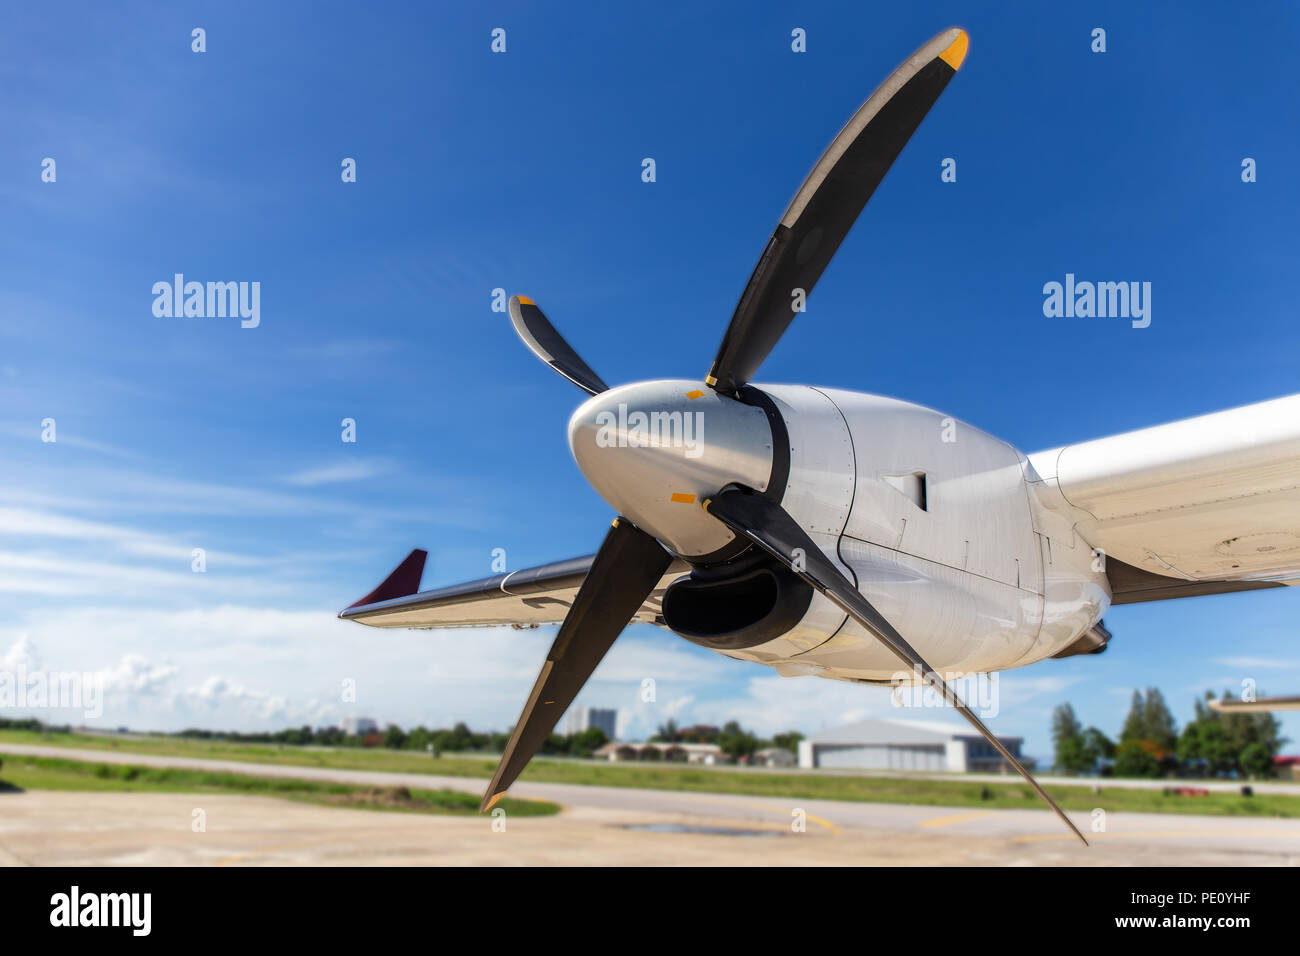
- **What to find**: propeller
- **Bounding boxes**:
[481,517,671,811]
[484,27,1087,845]
[702,487,1088,846]
[508,294,609,396]
[706,27,968,395]
[507,30,968,401]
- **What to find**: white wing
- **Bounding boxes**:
[341,553,687,629]
[1030,393,1300,603]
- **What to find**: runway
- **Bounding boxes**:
[2,744,1299,866]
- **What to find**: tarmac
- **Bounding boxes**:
[2,744,1298,866]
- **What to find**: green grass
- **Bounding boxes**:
[3,728,1297,818]
[0,751,558,817]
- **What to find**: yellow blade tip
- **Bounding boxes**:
[517,294,535,305]
[939,29,968,71]
[482,790,506,812]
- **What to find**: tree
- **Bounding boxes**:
[1114,739,1160,778]
[443,721,473,752]
[1241,742,1274,778]
[1178,714,1232,777]
[717,720,760,761]
[1221,693,1284,764]
[1120,690,1147,744]
[772,731,804,754]
[569,727,608,756]
[1082,727,1115,761]
[1051,703,1090,773]
[1142,688,1178,753]
[1176,690,1286,778]
[652,719,680,743]
[1119,688,1178,772]
[1056,735,1091,774]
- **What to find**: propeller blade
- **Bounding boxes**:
[706,27,969,395]
[508,294,610,396]
[703,488,1088,846]
[481,517,671,811]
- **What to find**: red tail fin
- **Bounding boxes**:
[346,549,427,609]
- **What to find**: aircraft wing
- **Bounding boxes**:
[1029,394,1300,604]
[1210,695,1300,713]
[340,550,689,629]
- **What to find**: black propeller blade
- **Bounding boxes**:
[508,294,609,396]
[703,487,1089,846]
[481,517,671,811]
[706,27,968,395]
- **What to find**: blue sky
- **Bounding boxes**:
[2,1,1298,760]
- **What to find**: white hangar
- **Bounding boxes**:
[797,718,1032,773]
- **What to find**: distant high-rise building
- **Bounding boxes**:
[565,707,617,740]
[341,715,378,736]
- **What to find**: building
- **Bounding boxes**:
[797,718,1033,773]
[340,715,378,736]
[565,706,618,739]
[751,747,797,768]
[674,724,719,741]
[1275,756,1300,781]
[592,741,730,764]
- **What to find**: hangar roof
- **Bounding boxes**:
[806,718,1022,747]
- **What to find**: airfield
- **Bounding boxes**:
[2,744,1299,866]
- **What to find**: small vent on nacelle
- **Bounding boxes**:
[884,471,927,511]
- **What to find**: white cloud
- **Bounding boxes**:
[1,633,39,671]
[0,505,267,567]
[687,673,895,736]
[0,422,137,459]
[281,459,392,487]
[1213,657,1299,671]
[96,654,180,697]
[994,672,1088,704]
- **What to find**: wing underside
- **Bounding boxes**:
[340,553,688,629]
[1029,393,1300,604]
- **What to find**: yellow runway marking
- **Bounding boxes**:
[919,810,992,829]
[214,837,339,867]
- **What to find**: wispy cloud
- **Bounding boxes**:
[0,422,138,459]
[0,506,267,568]
[281,459,392,487]
[1213,657,1299,671]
